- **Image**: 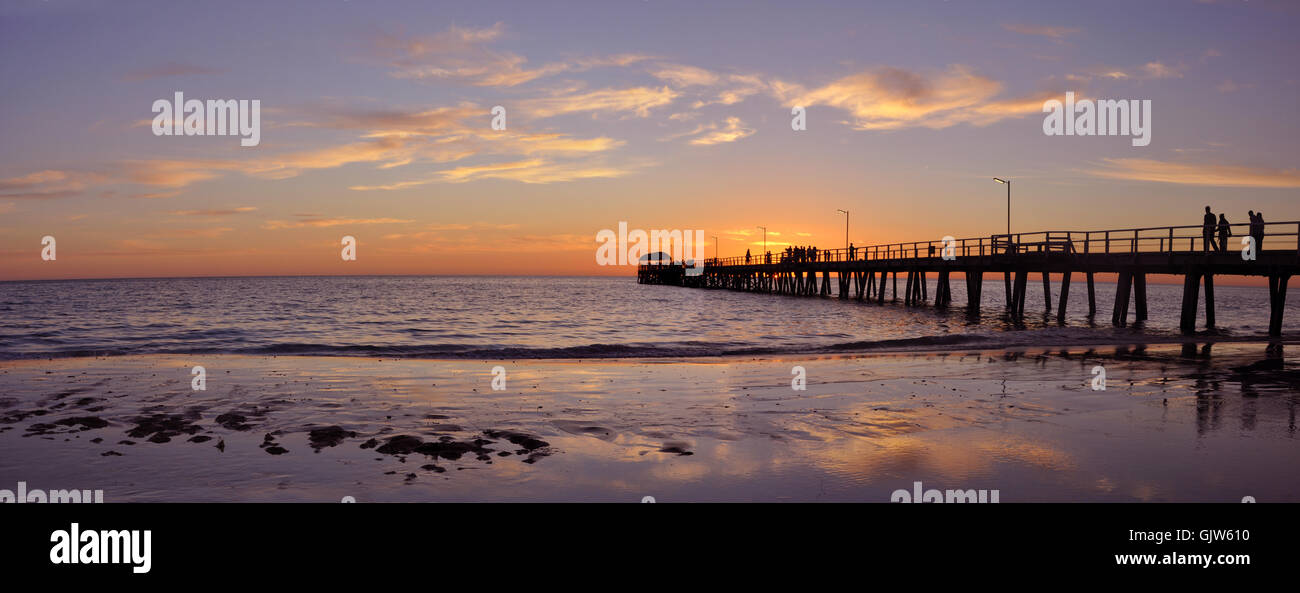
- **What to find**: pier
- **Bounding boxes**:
[638,222,1300,336]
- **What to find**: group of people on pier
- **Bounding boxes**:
[782,245,825,263]
[1202,206,1268,252]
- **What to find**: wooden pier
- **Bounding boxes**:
[638,222,1300,336]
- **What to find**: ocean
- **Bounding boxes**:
[0,275,1294,360]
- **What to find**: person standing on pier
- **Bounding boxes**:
[1217,214,1232,253]
[850,243,856,260]
[746,249,751,264]
[1202,206,1218,252]
[1252,212,1267,251]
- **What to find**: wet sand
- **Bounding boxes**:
[1,342,1298,502]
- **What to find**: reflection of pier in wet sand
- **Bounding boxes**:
[639,222,1300,336]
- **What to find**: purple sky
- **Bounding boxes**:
[1,0,1297,279]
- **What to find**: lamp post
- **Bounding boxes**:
[757,226,767,256]
[836,209,849,256]
[711,235,718,263]
[993,178,1010,236]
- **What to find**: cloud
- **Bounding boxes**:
[650,63,719,87]
[72,98,637,196]
[148,227,235,239]
[521,86,678,118]
[1002,23,1081,41]
[688,117,755,145]
[264,217,414,230]
[1092,158,1300,188]
[129,190,183,199]
[777,65,1052,130]
[350,157,637,188]
[373,24,651,87]
[1072,61,1185,81]
[690,74,768,108]
[0,169,101,199]
[1216,80,1254,93]
[168,207,258,216]
[120,62,227,82]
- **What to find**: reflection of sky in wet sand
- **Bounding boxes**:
[0,343,1297,501]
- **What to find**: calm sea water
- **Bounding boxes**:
[0,275,1294,360]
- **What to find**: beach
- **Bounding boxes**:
[3,341,1297,502]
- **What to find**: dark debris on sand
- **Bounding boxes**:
[126,413,203,443]
[308,425,357,452]
[369,429,554,466]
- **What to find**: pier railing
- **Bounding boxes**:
[681,221,1300,268]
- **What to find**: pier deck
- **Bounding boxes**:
[638,222,1300,335]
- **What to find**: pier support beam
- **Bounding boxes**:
[1113,271,1133,327]
[1042,272,1052,313]
[1268,275,1290,337]
[1056,271,1071,324]
[1202,273,1214,329]
[1134,272,1148,322]
[1004,272,1012,310]
[1086,271,1096,317]
[965,270,983,313]
[936,270,951,307]
[1179,270,1201,334]
[1011,270,1028,319]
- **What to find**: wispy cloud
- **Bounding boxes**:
[0,169,102,199]
[1092,158,1300,188]
[372,23,651,87]
[776,65,1055,130]
[1002,23,1081,42]
[264,216,414,230]
[521,86,678,118]
[1070,61,1185,81]
[688,117,755,145]
[120,61,227,82]
[649,63,719,87]
[168,207,259,216]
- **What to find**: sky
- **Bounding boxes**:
[1,0,1298,280]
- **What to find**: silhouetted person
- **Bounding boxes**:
[745,248,751,264]
[849,243,856,260]
[1217,214,1231,253]
[1253,212,1266,251]
[765,250,771,264]
[1202,206,1217,252]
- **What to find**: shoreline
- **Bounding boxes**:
[2,342,1297,502]
[0,334,1294,365]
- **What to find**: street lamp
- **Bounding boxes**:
[757,226,767,257]
[711,235,718,263]
[836,209,849,254]
[993,178,1010,236]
